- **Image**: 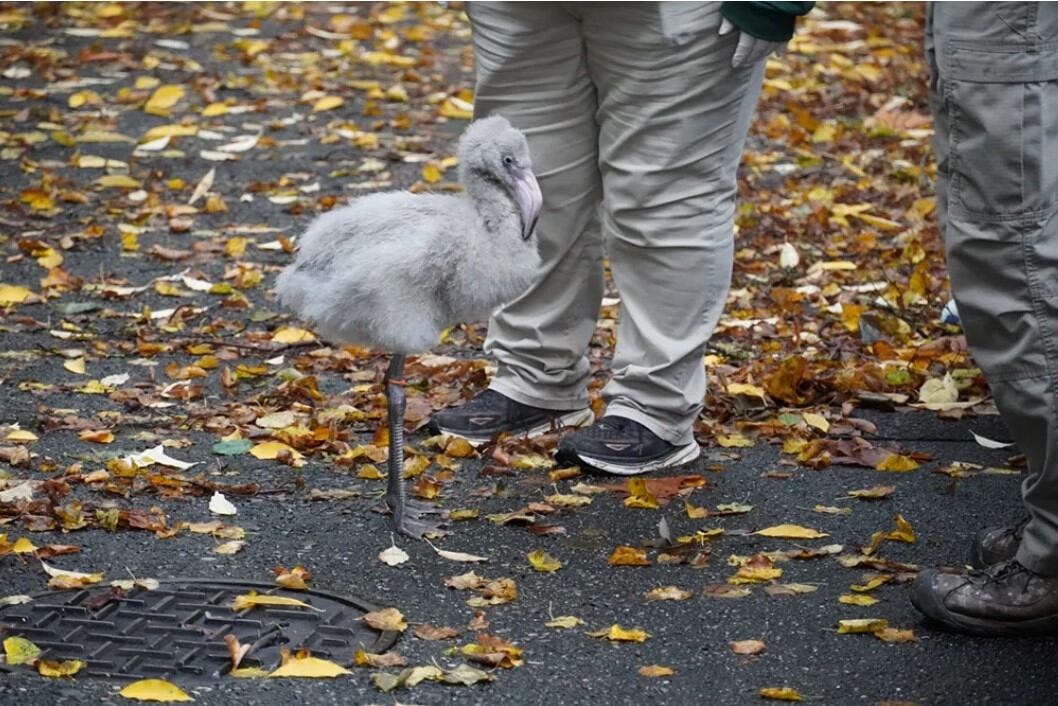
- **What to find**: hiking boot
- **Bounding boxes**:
[555,415,700,476]
[429,389,593,445]
[910,559,1058,636]
[969,517,1029,569]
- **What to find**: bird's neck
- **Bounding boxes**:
[463,170,515,233]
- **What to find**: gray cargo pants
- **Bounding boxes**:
[928,2,1058,573]
[468,2,765,446]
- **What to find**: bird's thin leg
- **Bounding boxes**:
[384,354,445,538]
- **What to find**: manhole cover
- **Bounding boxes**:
[0,579,399,681]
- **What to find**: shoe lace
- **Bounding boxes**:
[581,416,639,441]
[981,559,1030,585]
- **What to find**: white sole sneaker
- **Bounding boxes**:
[572,441,701,476]
[437,408,595,447]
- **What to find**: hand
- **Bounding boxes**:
[719,18,786,68]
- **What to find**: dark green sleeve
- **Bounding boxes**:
[720,2,815,42]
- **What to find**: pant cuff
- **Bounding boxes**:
[1016,536,1058,577]
[603,403,695,447]
[489,376,589,412]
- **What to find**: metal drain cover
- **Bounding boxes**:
[0,579,399,681]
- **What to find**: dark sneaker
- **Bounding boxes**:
[910,559,1058,636]
[555,415,700,476]
[429,389,593,445]
[969,517,1029,569]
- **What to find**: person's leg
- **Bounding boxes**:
[584,2,764,446]
[470,2,605,413]
[912,1,1058,636]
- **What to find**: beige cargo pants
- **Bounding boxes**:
[928,2,1058,573]
[469,2,765,446]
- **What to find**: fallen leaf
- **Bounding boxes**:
[624,477,659,509]
[864,514,917,555]
[837,618,889,634]
[760,687,803,701]
[37,659,85,678]
[414,624,459,640]
[144,85,185,116]
[639,665,675,677]
[379,544,410,567]
[875,454,919,472]
[608,545,651,566]
[353,649,407,668]
[209,491,237,516]
[427,540,487,563]
[230,592,316,612]
[3,636,41,665]
[731,639,766,655]
[120,677,194,698]
[839,594,880,607]
[753,524,829,539]
[587,624,649,642]
[545,615,584,629]
[527,549,561,572]
[971,431,1014,449]
[848,485,896,500]
[644,586,693,601]
[873,627,917,643]
[268,653,351,678]
[362,607,407,632]
[271,326,316,344]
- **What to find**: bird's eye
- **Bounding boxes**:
[502,155,514,167]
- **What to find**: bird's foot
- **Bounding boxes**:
[386,494,447,539]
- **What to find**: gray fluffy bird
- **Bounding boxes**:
[276,115,542,537]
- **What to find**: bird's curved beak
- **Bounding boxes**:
[512,167,542,240]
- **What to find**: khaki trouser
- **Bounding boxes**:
[928,2,1058,573]
[469,2,765,446]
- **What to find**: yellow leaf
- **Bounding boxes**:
[36,248,63,268]
[357,464,385,480]
[837,618,889,634]
[727,382,766,399]
[119,678,194,700]
[838,594,879,607]
[12,537,37,554]
[875,454,919,472]
[527,549,561,573]
[5,429,38,442]
[444,437,475,458]
[545,615,584,629]
[230,592,316,612]
[623,478,659,509]
[271,326,316,344]
[716,433,754,448]
[422,163,443,183]
[37,659,84,678]
[144,84,185,116]
[873,627,917,643]
[840,303,865,332]
[362,606,407,632]
[802,412,829,433]
[752,524,829,540]
[760,687,803,701]
[95,174,141,189]
[201,102,229,117]
[544,493,591,507]
[511,453,555,470]
[64,358,87,375]
[729,555,782,584]
[142,124,198,141]
[3,636,41,665]
[230,667,270,678]
[312,95,344,112]
[639,665,674,677]
[385,84,408,102]
[439,96,473,120]
[268,654,351,678]
[587,624,649,642]
[69,90,102,108]
[0,284,32,304]
[684,498,708,519]
[850,575,891,593]
[249,441,304,463]
[135,76,160,90]
[608,546,651,566]
[864,514,917,555]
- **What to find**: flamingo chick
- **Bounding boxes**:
[275,115,542,537]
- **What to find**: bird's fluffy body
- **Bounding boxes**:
[275,116,541,354]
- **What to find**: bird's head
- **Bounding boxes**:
[458,115,542,240]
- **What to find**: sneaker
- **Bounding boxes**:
[910,559,1058,636]
[969,517,1028,569]
[429,389,593,445]
[555,415,700,476]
